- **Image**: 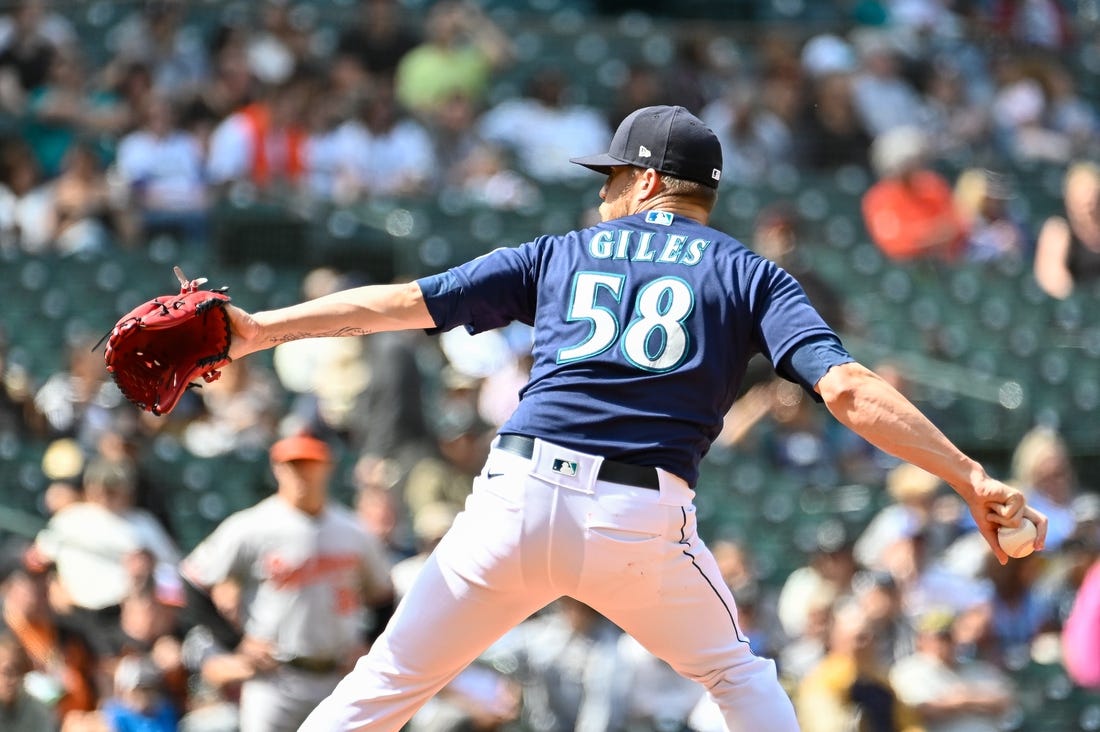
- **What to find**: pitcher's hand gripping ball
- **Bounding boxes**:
[104,266,232,416]
[997,517,1038,559]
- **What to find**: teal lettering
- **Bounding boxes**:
[657,234,687,263]
[589,230,614,258]
[681,238,711,265]
[632,232,656,262]
[614,230,632,259]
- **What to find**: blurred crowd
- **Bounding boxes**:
[1,0,1100,730]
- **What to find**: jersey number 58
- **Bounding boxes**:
[557,272,694,372]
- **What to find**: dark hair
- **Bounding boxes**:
[0,632,30,675]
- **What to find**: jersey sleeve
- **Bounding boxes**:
[416,242,539,334]
[748,258,852,396]
[179,513,251,589]
[778,334,854,399]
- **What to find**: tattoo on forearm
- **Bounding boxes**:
[268,327,372,344]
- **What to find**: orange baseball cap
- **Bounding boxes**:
[270,434,332,464]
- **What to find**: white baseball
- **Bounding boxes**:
[998,518,1037,558]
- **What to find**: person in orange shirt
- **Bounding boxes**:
[861,126,968,262]
[0,545,98,724]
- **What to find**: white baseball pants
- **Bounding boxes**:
[299,437,800,731]
[239,666,342,732]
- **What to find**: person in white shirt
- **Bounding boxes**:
[34,457,180,614]
[115,94,208,243]
[890,609,1015,732]
[478,69,612,184]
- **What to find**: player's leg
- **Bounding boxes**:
[299,463,557,732]
[238,669,342,732]
[576,491,800,732]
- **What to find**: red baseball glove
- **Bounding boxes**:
[104,266,232,416]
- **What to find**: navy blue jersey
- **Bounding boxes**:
[418,211,852,485]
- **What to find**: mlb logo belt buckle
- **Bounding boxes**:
[551,458,578,477]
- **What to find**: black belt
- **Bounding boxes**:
[285,656,342,674]
[496,434,660,491]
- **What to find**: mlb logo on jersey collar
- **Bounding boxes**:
[646,210,674,226]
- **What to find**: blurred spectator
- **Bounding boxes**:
[916,59,992,161]
[849,29,926,138]
[0,325,35,440]
[881,528,994,623]
[0,630,55,731]
[394,0,512,118]
[1034,160,1100,299]
[796,599,922,732]
[953,168,1031,263]
[336,84,437,199]
[700,80,793,186]
[778,586,835,685]
[482,598,624,732]
[353,459,417,566]
[205,74,313,193]
[748,203,845,330]
[116,548,183,657]
[389,501,455,603]
[180,434,394,732]
[187,25,255,124]
[0,544,98,722]
[711,538,780,657]
[794,71,872,171]
[1043,61,1100,159]
[988,0,1072,51]
[32,337,122,447]
[0,0,75,113]
[23,47,129,179]
[758,379,846,486]
[798,33,856,81]
[853,570,915,669]
[477,330,534,428]
[862,125,968,262]
[889,608,1015,731]
[982,552,1057,658]
[336,0,420,86]
[245,1,316,87]
[51,141,136,253]
[403,404,491,521]
[114,95,209,245]
[778,535,857,643]
[272,268,369,438]
[347,328,435,489]
[990,55,1073,164]
[0,137,56,252]
[1009,425,1079,551]
[615,632,707,732]
[181,359,284,458]
[855,463,945,571]
[64,654,177,732]
[447,140,540,211]
[301,81,351,203]
[176,581,249,732]
[34,457,180,639]
[106,0,209,100]
[479,68,612,184]
[1062,557,1100,689]
[605,64,668,134]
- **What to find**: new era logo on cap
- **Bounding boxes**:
[570,105,723,189]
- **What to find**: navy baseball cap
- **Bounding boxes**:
[571,105,723,189]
